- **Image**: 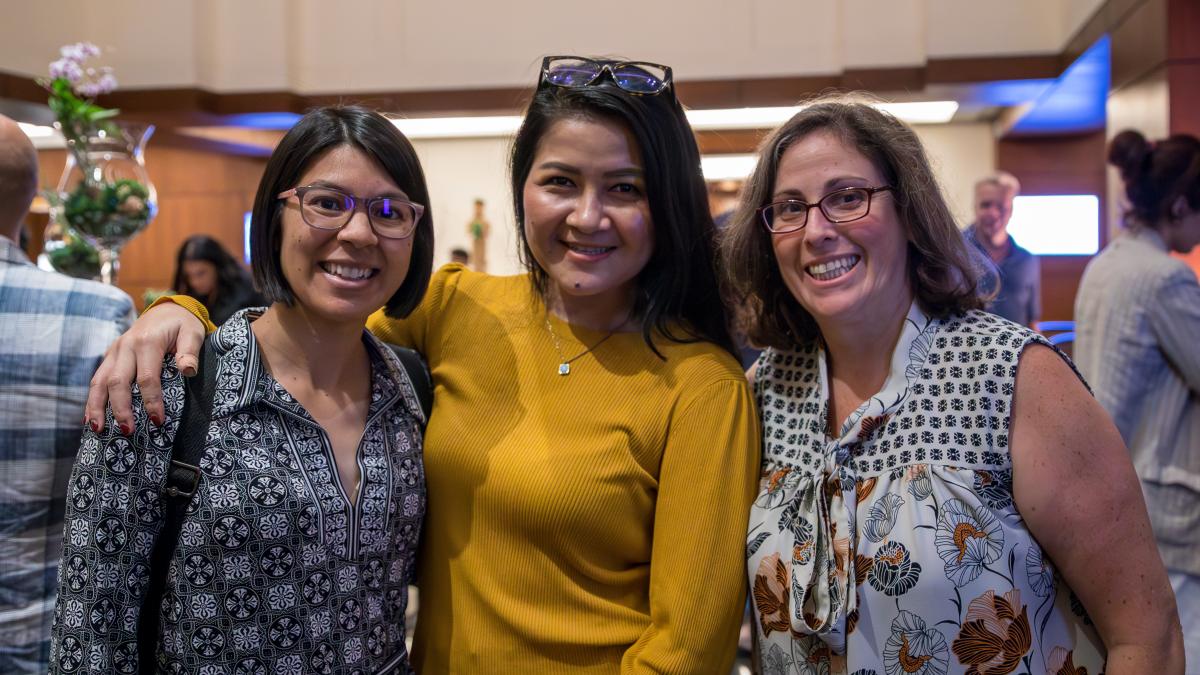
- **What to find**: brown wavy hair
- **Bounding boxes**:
[720,95,984,349]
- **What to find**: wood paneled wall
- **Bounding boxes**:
[996,132,1108,323]
[33,145,266,308]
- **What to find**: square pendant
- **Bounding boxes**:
[558,363,570,376]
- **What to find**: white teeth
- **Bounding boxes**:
[323,263,374,280]
[567,243,613,255]
[805,255,860,281]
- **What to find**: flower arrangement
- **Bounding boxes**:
[40,43,155,282]
[45,42,120,146]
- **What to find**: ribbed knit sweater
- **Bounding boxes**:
[367,265,760,673]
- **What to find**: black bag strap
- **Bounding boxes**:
[386,343,432,423]
[138,342,217,673]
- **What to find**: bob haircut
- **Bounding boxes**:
[249,105,434,318]
[172,234,250,300]
[508,65,736,358]
[720,95,984,349]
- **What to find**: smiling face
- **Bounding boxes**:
[973,182,1012,243]
[277,144,414,325]
[521,116,653,322]
[769,130,913,335]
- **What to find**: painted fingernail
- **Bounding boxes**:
[119,422,132,435]
[149,412,162,426]
[90,420,101,433]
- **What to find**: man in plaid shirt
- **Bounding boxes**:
[0,114,134,673]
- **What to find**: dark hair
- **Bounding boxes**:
[1108,129,1200,229]
[250,105,434,318]
[508,68,737,358]
[172,235,252,302]
[720,95,984,349]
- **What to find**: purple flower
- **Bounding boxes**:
[49,58,84,83]
[59,42,100,63]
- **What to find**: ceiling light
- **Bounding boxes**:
[18,122,57,138]
[686,101,959,130]
[388,100,958,140]
[392,115,524,139]
[701,154,758,181]
[874,101,960,124]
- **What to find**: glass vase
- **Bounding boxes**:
[48,122,157,286]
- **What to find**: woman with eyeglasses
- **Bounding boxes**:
[81,57,759,673]
[720,98,1182,674]
[52,106,433,673]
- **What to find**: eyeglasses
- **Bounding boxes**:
[540,56,673,96]
[758,186,893,234]
[278,186,424,240]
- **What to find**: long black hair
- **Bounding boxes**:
[171,235,250,303]
[509,68,737,358]
[249,105,434,318]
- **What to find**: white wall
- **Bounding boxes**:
[2,0,1099,93]
[412,121,995,275]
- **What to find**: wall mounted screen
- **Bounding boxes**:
[1007,195,1100,256]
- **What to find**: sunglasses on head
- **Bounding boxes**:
[540,56,674,97]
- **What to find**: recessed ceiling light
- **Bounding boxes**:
[18,122,57,138]
[701,154,758,181]
[389,101,959,140]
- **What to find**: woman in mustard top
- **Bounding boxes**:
[83,57,760,673]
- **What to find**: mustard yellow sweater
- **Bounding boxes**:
[176,264,760,673]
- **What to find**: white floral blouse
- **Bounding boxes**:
[747,305,1106,675]
[49,310,426,674]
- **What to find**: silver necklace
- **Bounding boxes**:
[544,317,618,376]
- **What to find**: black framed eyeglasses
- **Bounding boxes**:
[540,56,673,96]
[278,186,424,240]
[758,186,894,234]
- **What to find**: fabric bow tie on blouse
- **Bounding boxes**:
[751,305,933,655]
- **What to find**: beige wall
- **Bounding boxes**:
[3,1,1097,94]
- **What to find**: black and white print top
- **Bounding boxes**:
[746,304,1106,675]
[49,309,426,675]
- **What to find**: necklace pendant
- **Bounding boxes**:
[558,362,570,376]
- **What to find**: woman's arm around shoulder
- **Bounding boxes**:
[85,297,211,433]
[1010,343,1184,674]
[622,374,761,674]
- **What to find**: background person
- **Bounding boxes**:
[81,57,759,673]
[721,99,1182,674]
[171,234,265,325]
[0,113,134,674]
[966,172,1041,326]
[448,246,469,266]
[1075,128,1200,670]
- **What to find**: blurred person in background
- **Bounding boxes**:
[0,113,134,674]
[1075,128,1200,670]
[966,172,1041,326]
[171,234,265,325]
[448,246,469,266]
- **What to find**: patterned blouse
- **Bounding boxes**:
[49,310,426,674]
[747,305,1106,675]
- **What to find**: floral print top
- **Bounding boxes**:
[747,305,1106,675]
[49,309,426,674]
